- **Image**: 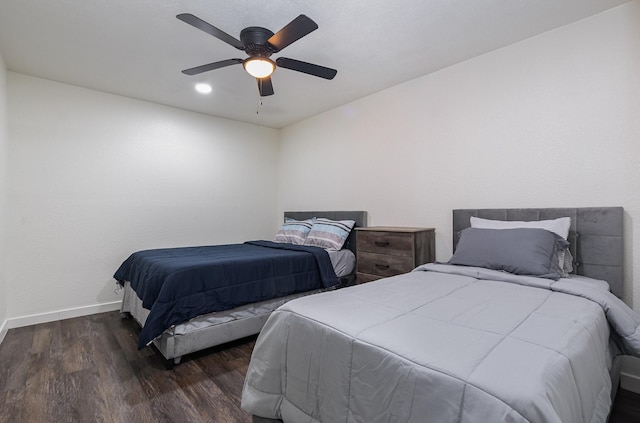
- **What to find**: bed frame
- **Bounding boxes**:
[124,210,367,367]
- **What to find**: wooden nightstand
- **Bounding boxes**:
[355,227,435,283]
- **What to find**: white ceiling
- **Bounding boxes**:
[0,0,630,129]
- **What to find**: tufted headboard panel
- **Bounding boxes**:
[452,207,624,298]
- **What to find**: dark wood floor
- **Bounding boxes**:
[0,311,638,423]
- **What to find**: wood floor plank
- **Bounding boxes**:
[173,360,252,422]
[21,350,66,422]
[129,357,206,423]
[0,387,26,422]
[95,349,158,422]
[610,388,640,423]
[31,320,61,355]
[199,350,252,410]
[0,325,34,392]
[92,312,127,354]
[61,334,96,375]
[0,310,638,423]
[109,314,156,362]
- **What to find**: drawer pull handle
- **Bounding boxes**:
[374,241,390,247]
[375,263,390,270]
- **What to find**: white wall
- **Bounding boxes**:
[0,52,8,338]
[278,2,640,311]
[6,73,279,323]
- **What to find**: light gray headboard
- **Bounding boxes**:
[284,211,368,256]
[452,207,624,298]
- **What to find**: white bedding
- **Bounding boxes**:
[241,264,640,423]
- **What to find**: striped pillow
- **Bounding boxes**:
[304,218,356,251]
[273,218,315,245]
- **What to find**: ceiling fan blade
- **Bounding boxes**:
[276,57,337,80]
[267,15,318,52]
[177,13,245,50]
[182,59,243,75]
[257,77,274,97]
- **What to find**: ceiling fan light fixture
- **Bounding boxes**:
[243,57,275,78]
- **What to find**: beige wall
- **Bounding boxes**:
[278,3,640,310]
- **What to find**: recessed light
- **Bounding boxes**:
[195,83,212,94]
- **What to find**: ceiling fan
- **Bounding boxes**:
[177,13,337,97]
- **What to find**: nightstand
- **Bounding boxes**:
[355,226,435,283]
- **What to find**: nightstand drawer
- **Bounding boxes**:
[357,252,415,277]
[357,231,413,256]
[355,226,435,284]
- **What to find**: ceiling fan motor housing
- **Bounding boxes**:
[240,27,275,57]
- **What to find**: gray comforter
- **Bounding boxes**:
[241,264,640,423]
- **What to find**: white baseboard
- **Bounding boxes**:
[5,301,122,330]
[621,371,640,394]
[0,318,8,345]
[620,355,640,394]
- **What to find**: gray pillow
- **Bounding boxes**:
[448,227,569,280]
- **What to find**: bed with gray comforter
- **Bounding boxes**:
[241,207,640,423]
[242,265,640,422]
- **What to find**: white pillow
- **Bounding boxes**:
[469,216,571,240]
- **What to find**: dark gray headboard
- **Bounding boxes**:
[452,207,624,298]
[284,211,368,255]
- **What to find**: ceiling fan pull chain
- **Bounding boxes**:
[256,93,261,115]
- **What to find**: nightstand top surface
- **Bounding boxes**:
[355,226,435,233]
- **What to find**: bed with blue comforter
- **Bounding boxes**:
[115,210,367,365]
[114,240,339,349]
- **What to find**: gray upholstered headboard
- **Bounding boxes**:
[452,207,624,298]
[283,211,368,256]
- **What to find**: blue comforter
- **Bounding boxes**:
[114,240,339,348]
